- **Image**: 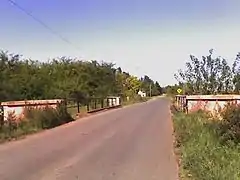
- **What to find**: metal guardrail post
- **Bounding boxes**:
[101,99,104,108]
[77,101,80,113]
[87,103,90,112]
[94,100,97,110]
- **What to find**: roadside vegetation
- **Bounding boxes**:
[0,105,73,143]
[173,108,240,180]
[122,96,150,106]
[171,49,240,179]
[0,50,162,102]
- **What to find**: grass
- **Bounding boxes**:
[122,96,151,106]
[0,105,73,143]
[173,112,240,180]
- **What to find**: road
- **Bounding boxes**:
[0,98,178,180]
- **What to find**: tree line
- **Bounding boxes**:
[174,49,240,95]
[0,50,162,102]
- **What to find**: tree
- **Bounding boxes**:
[124,76,141,97]
[153,81,162,95]
[0,50,160,102]
[232,52,240,93]
[163,84,180,95]
[140,75,154,96]
[175,49,234,95]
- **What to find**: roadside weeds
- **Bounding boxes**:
[173,111,240,180]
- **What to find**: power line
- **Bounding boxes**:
[7,0,81,51]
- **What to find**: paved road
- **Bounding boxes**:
[0,98,178,180]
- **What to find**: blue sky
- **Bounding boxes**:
[1,0,240,85]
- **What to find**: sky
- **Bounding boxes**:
[1,0,240,86]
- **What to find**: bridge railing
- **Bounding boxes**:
[175,94,240,117]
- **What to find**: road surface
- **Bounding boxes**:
[0,98,178,180]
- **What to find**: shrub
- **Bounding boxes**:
[122,95,149,106]
[24,104,74,129]
[0,104,73,142]
[220,103,240,144]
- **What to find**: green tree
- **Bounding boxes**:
[0,50,160,102]
[232,52,240,93]
[152,81,162,96]
[175,49,234,95]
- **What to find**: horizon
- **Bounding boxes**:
[1,0,240,86]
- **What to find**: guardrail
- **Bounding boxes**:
[87,96,122,113]
[66,96,122,116]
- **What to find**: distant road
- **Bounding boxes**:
[0,98,178,180]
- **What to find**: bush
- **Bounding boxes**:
[220,103,240,144]
[25,104,74,129]
[122,95,149,106]
[0,104,73,142]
